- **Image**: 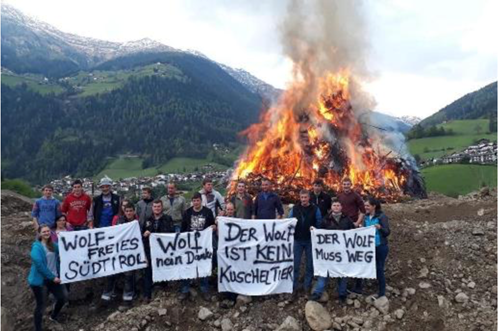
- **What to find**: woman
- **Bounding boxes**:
[352,197,390,298]
[112,199,131,226]
[51,215,73,243]
[28,224,67,331]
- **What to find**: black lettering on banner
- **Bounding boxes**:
[224,222,258,242]
[224,246,251,261]
[316,233,340,245]
[346,250,374,263]
[254,243,293,264]
[156,256,183,267]
[65,261,79,280]
[186,249,213,264]
[219,265,272,285]
[315,248,342,262]
[343,233,376,249]
[157,232,202,255]
[263,223,294,242]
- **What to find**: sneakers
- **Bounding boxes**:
[308,293,322,302]
[347,289,363,295]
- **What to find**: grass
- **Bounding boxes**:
[408,119,498,160]
[422,164,497,197]
[95,156,228,181]
[1,74,65,95]
[1,179,39,198]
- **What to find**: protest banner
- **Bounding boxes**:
[59,221,147,283]
[150,228,213,282]
[312,226,376,278]
[217,217,297,295]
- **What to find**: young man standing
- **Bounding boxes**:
[136,187,154,229]
[92,177,120,228]
[199,178,225,217]
[310,179,332,218]
[101,204,143,304]
[230,181,253,219]
[32,185,61,231]
[180,192,216,301]
[160,182,186,233]
[61,180,92,230]
[309,199,354,303]
[142,200,175,301]
[289,190,322,296]
[337,178,365,226]
[253,179,284,219]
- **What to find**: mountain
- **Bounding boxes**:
[418,81,497,127]
[1,4,270,184]
[367,112,413,133]
[398,116,421,127]
[1,3,279,102]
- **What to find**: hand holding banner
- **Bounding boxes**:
[312,226,377,279]
[150,228,213,282]
[59,221,147,283]
[217,217,297,296]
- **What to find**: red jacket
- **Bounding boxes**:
[61,193,92,226]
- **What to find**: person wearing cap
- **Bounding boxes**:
[92,177,121,228]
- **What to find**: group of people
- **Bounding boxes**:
[28,176,390,331]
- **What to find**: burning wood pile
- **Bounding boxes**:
[230,71,427,203]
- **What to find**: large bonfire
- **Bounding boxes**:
[228,0,426,202]
[229,69,426,202]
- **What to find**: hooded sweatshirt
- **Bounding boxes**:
[61,192,92,227]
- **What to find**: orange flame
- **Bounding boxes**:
[231,70,409,202]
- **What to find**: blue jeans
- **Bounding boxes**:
[143,266,153,299]
[314,277,348,297]
[173,224,182,233]
[181,278,209,294]
[293,240,313,290]
[353,244,389,297]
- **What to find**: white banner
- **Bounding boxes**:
[217,217,297,296]
[312,226,377,279]
[150,228,213,282]
[59,221,147,283]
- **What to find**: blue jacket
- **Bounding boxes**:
[254,192,284,219]
[364,212,390,246]
[27,241,60,286]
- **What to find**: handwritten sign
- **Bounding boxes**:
[150,228,213,281]
[217,217,297,295]
[312,226,376,279]
[59,221,147,283]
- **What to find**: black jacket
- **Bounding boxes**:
[143,214,175,257]
[310,191,333,217]
[321,212,354,231]
[290,204,321,241]
[92,193,120,228]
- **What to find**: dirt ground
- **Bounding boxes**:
[1,189,497,331]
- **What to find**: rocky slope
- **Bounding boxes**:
[1,189,497,331]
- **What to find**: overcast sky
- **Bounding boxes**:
[4,0,498,118]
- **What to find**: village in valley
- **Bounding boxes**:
[45,167,230,198]
[423,139,497,167]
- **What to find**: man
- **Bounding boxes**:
[142,200,175,301]
[199,178,225,217]
[61,180,92,230]
[310,179,332,218]
[289,189,322,296]
[309,199,354,303]
[253,179,284,219]
[337,178,365,226]
[229,181,253,219]
[180,192,216,301]
[32,185,61,231]
[136,187,154,229]
[101,204,143,304]
[160,182,186,233]
[92,177,120,228]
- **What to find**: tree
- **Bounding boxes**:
[489,113,497,133]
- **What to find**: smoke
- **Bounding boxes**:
[279,0,375,113]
